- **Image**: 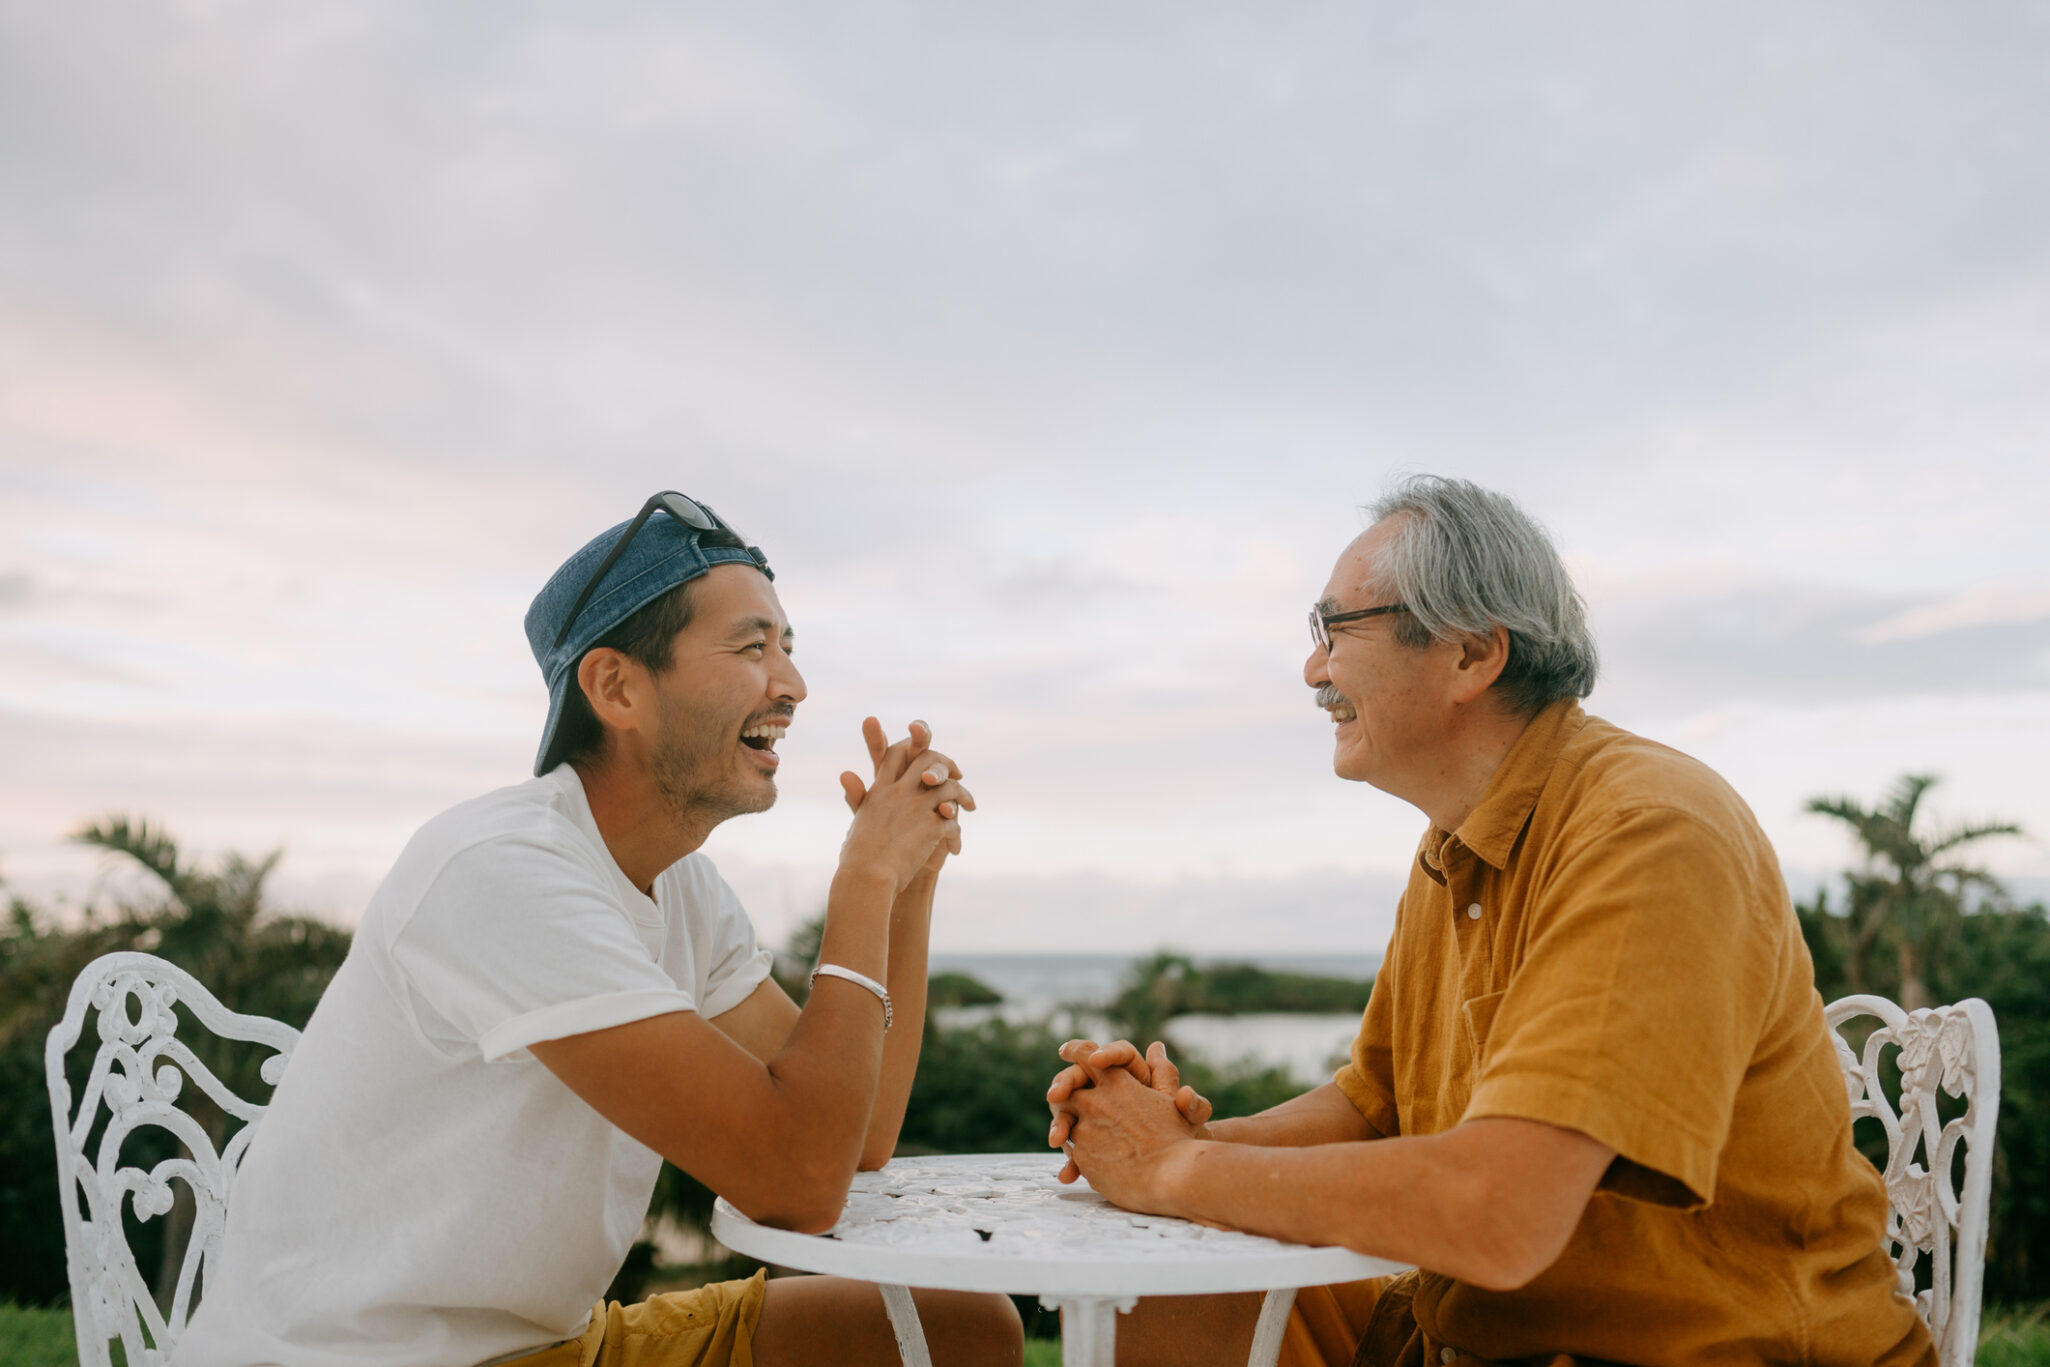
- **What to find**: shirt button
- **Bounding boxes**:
[1466,903,1482,919]
[1441,1349,1458,1364]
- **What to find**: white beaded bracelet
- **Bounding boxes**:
[810,963,893,1032]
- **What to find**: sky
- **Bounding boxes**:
[2,2,2046,955]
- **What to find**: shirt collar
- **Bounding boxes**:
[1443,698,1587,870]
[546,763,665,923]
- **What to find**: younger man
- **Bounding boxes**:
[178,492,1022,1367]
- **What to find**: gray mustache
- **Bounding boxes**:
[1314,684,1348,710]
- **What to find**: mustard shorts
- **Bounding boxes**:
[503,1271,768,1367]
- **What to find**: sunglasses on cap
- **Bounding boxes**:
[551,491,768,651]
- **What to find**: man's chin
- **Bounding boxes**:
[721,774,779,819]
[659,773,778,827]
[1332,745,1373,784]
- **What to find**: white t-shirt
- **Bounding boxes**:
[174,765,774,1367]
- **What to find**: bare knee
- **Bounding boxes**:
[915,1287,1023,1367]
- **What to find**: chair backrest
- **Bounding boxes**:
[45,951,301,1367]
[1825,994,2000,1367]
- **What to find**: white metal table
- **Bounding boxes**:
[711,1152,1407,1367]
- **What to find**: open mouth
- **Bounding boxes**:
[1327,701,1358,724]
[739,720,788,754]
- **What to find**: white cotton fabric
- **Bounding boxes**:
[173,765,773,1367]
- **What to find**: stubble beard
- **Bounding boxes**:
[650,696,777,829]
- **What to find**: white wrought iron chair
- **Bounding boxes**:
[1826,994,2000,1367]
[45,951,302,1367]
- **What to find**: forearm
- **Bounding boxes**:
[1152,1121,1596,1291]
[1203,1081,1380,1148]
[858,867,936,1168]
[760,866,897,1214]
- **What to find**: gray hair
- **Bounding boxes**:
[1364,475,1598,715]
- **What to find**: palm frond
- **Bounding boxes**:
[1883,773,1941,828]
[71,815,197,906]
[1928,819,2025,859]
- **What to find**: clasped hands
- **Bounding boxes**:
[838,717,975,889]
[1044,1037,1217,1216]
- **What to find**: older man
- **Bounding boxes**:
[1048,477,1930,1366]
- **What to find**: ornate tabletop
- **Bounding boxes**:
[712,1152,1405,1367]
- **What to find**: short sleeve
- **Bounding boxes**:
[1462,804,1782,1208]
[669,856,774,1020]
[392,836,697,1063]
[1333,897,1405,1140]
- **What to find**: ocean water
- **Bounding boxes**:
[927,951,1378,1086]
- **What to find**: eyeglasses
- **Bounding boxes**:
[1309,602,1409,653]
[551,491,766,650]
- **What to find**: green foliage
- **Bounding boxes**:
[0,820,351,1309]
[1805,774,2021,1009]
[927,970,1002,1007]
[0,1303,83,1367]
[1106,952,1372,1046]
[1979,1304,2050,1367]
[769,913,824,1004]
[896,1011,1306,1160]
[1801,895,2050,1302]
[1933,907,2050,1303]
[1186,1055,1303,1123]
[1798,775,2048,1303]
[900,1016,1070,1155]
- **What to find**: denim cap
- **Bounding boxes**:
[524,511,773,775]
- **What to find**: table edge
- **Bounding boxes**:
[710,1197,1407,1298]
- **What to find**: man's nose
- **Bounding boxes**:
[774,653,807,705]
[1303,643,1331,690]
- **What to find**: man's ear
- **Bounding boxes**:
[577,647,648,738]
[1449,625,1511,705]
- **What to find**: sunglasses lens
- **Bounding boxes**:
[658,493,717,532]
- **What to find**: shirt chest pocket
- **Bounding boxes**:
[1460,989,1508,1074]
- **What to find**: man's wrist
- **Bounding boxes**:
[833,863,900,905]
[1152,1137,1213,1219]
[893,866,940,914]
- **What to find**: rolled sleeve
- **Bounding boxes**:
[1333,929,1403,1141]
[394,837,698,1063]
[479,988,697,1063]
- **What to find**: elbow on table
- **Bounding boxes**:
[743,1183,850,1236]
[721,1147,856,1237]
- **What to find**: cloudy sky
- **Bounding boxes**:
[3,2,2046,955]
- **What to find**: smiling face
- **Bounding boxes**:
[1305,521,1462,796]
[644,563,805,826]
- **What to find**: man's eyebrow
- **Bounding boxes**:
[726,615,791,642]
[1315,596,1344,616]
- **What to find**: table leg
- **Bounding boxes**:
[878,1284,933,1367]
[1039,1295,1137,1367]
[1246,1288,1297,1367]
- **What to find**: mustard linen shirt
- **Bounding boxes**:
[1333,702,1933,1366]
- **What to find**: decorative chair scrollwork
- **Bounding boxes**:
[1826,994,2000,1367]
[45,952,301,1367]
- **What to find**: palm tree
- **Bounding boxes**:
[1806,775,2022,1010]
[66,816,354,1306]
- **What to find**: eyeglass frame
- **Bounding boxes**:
[1309,602,1410,653]
[551,491,767,651]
